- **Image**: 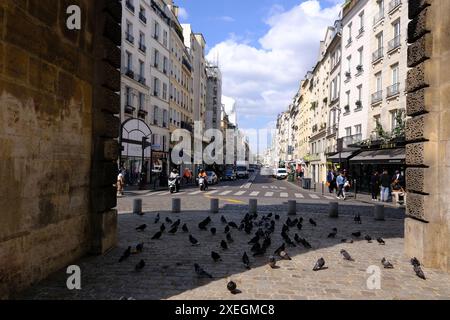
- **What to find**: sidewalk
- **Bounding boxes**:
[287,179,406,209]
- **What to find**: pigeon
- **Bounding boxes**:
[224,225,231,234]
[119,247,131,262]
[227,281,238,294]
[269,256,277,268]
[411,257,421,267]
[194,263,213,278]
[171,219,181,228]
[282,224,289,234]
[413,265,426,280]
[182,224,189,232]
[199,217,212,230]
[299,217,304,224]
[226,232,234,243]
[297,222,303,231]
[365,235,372,243]
[377,238,385,245]
[160,223,166,233]
[221,216,228,224]
[294,234,302,244]
[309,218,317,227]
[135,259,146,271]
[267,213,273,218]
[165,217,173,224]
[251,242,261,253]
[151,231,162,240]
[313,258,326,271]
[154,213,160,224]
[136,224,147,232]
[381,258,394,269]
[328,229,338,238]
[135,242,144,253]
[228,222,238,229]
[301,238,312,249]
[248,235,260,245]
[242,252,250,269]
[262,237,271,250]
[210,228,217,235]
[279,251,292,260]
[211,251,222,262]
[283,235,296,247]
[189,235,199,246]
[352,231,361,238]
[275,214,280,220]
[274,243,286,256]
[221,240,228,250]
[168,225,178,234]
[340,249,354,261]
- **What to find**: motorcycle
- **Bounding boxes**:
[198,177,207,191]
[168,176,180,194]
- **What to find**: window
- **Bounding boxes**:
[357,85,362,103]
[163,30,168,48]
[126,51,132,70]
[154,50,159,68]
[153,77,160,97]
[355,124,362,135]
[139,60,144,77]
[391,64,399,85]
[162,83,167,100]
[391,109,399,131]
[125,86,132,106]
[358,47,363,66]
[345,127,352,137]
[374,115,381,127]
[347,23,352,44]
[154,22,160,40]
[359,11,364,32]
[376,72,383,91]
[139,32,145,51]
[346,55,351,74]
[139,92,144,109]
[163,110,168,128]
[153,106,159,125]
[376,32,383,50]
[163,56,168,74]
[393,19,401,38]
[345,91,350,109]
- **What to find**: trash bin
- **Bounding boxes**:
[302,178,312,190]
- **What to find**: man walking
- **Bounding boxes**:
[336,171,347,200]
[326,169,336,193]
[370,171,380,201]
[380,169,391,202]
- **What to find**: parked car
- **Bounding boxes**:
[206,171,219,185]
[274,168,288,180]
[223,169,237,181]
[236,166,249,179]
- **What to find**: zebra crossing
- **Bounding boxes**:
[145,188,334,200]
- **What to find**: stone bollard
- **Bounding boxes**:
[172,198,181,213]
[210,198,219,214]
[329,202,339,218]
[374,204,385,221]
[133,199,143,215]
[249,199,258,215]
[288,200,297,216]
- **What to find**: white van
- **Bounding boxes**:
[274,168,288,180]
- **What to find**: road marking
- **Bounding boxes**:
[189,191,203,195]
[240,183,252,189]
[262,186,268,189]
[280,192,289,198]
[249,191,260,197]
[206,190,219,195]
[265,192,274,197]
[280,187,287,190]
[234,191,247,196]
[295,193,305,199]
[219,191,232,196]
[309,194,320,199]
[324,196,335,200]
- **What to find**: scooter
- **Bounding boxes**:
[168,177,180,194]
[198,177,207,191]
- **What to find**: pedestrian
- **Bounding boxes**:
[326,169,335,193]
[370,171,380,201]
[117,170,125,197]
[380,169,391,202]
[336,171,347,200]
[391,170,404,191]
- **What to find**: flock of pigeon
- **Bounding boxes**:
[118,210,426,295]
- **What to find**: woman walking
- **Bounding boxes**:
[370,171,380,201]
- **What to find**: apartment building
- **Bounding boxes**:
[338,0,371,153]
[205,62,223,131]
[367,0,408,138]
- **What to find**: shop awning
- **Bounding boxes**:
[328,151,356,162]
[349,148,405,164]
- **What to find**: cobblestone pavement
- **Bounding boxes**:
[21,201,450,300]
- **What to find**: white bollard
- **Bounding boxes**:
[249,199,258,214]
[288,200,297,216]
[133,199,143,215]
[374,204,385,221]
[329,202,339,218]
[172,198,181,213]
[210,198,219,214]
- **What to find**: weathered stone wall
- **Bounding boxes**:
[405,0,450,272]
[0,0,121,298]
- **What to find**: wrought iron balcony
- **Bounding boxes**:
[371,90,383,104]
[343,133,362,147]
[355,100,362,109]
[139,12,147,24]
[388,35,401,52]
[388,0,402,13]
[372,47,384,63]
[387,83,400,98]
[373,11,384,26]
[125,103,135,114]
[138,109,148,118]
[356,64,363,73]
[126,0,135,13]
[125,68,134,79]
[343,105,350,113]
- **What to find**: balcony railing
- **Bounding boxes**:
[125,32,134,44]
[125,68,134,79]
[343,133,363,148]
[356,64,363,73]
[371,90,383,104]
[388,0,402,13]
[343,105,350,113]
[126,0,135,13]
[388,35,401,52]
[138,109,148,118]
[372,47,384,62]
[373,11,384,26]
[139,12,147,24]
[387,83,400,98]
[125,103,135,114]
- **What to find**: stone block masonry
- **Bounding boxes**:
[0,0,121,298]
[405,0,450,273]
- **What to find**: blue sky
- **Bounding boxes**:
[176,0,342,149]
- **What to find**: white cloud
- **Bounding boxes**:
[206,0,341,128]
[177,7,189,21]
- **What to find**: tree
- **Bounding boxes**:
[392,109,406,139]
